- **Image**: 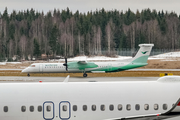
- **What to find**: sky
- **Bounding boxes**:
[0,0,180,15]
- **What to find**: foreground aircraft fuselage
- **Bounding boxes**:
[1,76,180,120]
[22,44,154,77]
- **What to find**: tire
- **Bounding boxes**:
[83,73,87,77]
[27,73,30,77]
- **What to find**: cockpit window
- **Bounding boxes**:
[31,65,35,67]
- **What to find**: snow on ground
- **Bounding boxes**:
[64,51,180,61]
[65,51,180,61]
[67,56,132,61]
[149,51,180,60]
[0,62,6,65]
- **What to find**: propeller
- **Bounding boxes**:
[63,57,68,71]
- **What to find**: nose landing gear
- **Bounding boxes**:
[27,73,30,77]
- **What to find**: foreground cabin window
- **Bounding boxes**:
[73,105,77,111]
[163,104,168,110]
[47,105,51,112]
[118,104,123,111]
[144,104,149,110]
[63,105,67,111]
[4,106,8,112]
[100,105,105,111]
[109,104,114,111]
[126,104,131,111]
[92,105,96,111]
[30,106,34,112]
[135,104,140,111]
[21,106,26,112]
[83,105,87,111]
[38,106,42,112]
[154,104,159,110]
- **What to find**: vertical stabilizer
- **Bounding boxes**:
[131,44,154,63]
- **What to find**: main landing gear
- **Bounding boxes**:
[83,73,87,77]
[27,73,30,77]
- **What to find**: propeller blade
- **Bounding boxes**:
[65,57,67,64]
[63,57,68,71]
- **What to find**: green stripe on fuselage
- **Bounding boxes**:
[68,55,149,72]
[132,55,149,63]
[106,55,149,72]
[116,55,149,71]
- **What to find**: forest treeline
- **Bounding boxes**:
[0,7,180,61]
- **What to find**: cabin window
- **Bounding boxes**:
[163,104,168,110]
[135,104,140,111]
[4,106,8,112]
[154,104,159,110]
[47,105,51,112]
[100,105,105,111]
[73,105,77,111]
[118,104,123,111]
[83,105,87,111]
[21,106,26,112]
[144,104,149,110]
[92,105,96,111]
[30,106,34,112]
[38,106,42,112]
[126,104,131,111]
[109,104,114,111]
[63,105,67,111]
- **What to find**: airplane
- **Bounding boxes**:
[22,44,154,77]
[1,75,180,120]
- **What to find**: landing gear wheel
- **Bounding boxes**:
[83,73,87,77]
[27,73,30,77]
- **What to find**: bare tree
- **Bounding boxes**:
[19,35,27,60]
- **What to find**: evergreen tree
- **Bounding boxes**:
[33,39,41,58]
[49,25,58,56]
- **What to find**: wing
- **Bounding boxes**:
[113,98,180,120]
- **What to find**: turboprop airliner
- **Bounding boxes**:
[22,44,154,77]
[1,75,180,120]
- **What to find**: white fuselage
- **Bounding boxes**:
[21,62,129,73]
[1,77,180,120]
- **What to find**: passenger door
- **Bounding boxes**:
[59,101,71,119]
[43,101,54,120]
[40,64,43,72]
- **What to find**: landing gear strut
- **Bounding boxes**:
[27,73,30,77]
[83,73,87,77]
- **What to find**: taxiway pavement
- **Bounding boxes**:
[0,76,158,82]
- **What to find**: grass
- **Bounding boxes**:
[0,70,179,77]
